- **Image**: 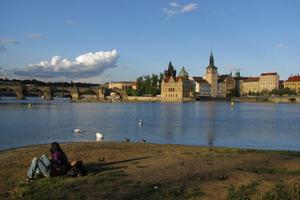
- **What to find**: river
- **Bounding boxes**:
[0,97,299,151]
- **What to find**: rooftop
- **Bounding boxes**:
[243,77,260,82]
[261,72,278,76]
[163,76,184,83]
[285,75,300,82]
[193,77,209,84]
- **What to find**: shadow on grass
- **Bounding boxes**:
[83,156,151,174]
[103,156,151,166]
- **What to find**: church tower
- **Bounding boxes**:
[205,52,218,97]
[164,61,176,78]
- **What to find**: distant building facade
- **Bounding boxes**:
[193,77,211,97]
[284,75,300,93]
[161,63,194,101]
[259,72,279,92]
[241,77,260,95]
[217,74,236,98]
[108,81,137,90]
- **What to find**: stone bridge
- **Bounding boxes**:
[54,86,105,100]
[0,82,126,100]
[0,82,54,100]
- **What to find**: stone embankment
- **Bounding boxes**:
[232,96,300,104]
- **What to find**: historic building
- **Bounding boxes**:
[240,77,260,95]
[284,75,300,93]
[108,81,137,90]
[259,72,279,92]
[161,63,194,101]
[217,74,236,98]
[204,52,218,97]
[192,77,211,97]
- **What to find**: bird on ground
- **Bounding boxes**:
[124,138,130,143]
[140,139,146,143]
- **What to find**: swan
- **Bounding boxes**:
[138,119,143,126]
[96,132,103,141]
[74,128,81,133]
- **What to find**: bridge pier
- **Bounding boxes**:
[38,86,53,100]
[70,88,80,100]
[98,88,105,100]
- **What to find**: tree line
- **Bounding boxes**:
[126,73,164,96]
[0,78,99,88]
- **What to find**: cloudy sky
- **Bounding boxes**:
[0,0,300,83]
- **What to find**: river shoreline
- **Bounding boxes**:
[1,142,299,199]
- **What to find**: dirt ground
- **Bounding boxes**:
[0,142,299,200]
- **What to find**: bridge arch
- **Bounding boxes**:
[52,88,73,99]
[0,85,24,99]
[78,88,99,100]
[24,86,53,100]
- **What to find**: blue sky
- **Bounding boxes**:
[0,0,299,83]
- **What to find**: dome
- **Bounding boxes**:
[178,67,189,78]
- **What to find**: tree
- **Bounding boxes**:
[135,73,163,96]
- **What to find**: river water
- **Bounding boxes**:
[0,98,299,151]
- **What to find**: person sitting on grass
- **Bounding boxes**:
[26,142,69,182]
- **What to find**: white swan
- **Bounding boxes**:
[74,128,81,133]
[96,132,103,141]
[139,119,143,126]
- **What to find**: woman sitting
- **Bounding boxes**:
[26,142,69,182]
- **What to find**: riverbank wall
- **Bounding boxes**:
[232,96,300,104]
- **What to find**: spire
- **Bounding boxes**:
[164,61,176,78]
[206,51,217,69]
[168,61,173,70]
[209,51,214,66]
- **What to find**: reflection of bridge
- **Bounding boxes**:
[0,82,127,100]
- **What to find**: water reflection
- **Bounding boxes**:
[205,102,216,148]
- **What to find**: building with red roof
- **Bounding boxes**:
[284,75,300,93]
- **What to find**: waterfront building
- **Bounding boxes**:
[284,75,300,93]
[161,64,194,101]
[193,77,211,97]
[233,72,248,97]
[240,77,260,96]
[217,74,236,98]
[108,81,137,90]
[259,72,279,92]
[204,52,218,97]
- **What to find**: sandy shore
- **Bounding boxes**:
[0,142,300,199]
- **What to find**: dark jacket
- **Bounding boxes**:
[50,150,69,176]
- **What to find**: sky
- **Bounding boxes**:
[0,0,299,83]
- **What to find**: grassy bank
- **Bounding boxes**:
[1,142,300,199]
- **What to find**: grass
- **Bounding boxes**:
[1,142,300,199]
[237,167,300,176]
[227,181,259,200]
[261,182,300,200]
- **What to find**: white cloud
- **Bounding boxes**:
[13,50,120,79]
[163,2,198,17]
[27,33,45,40]
[276,43,287,49]
[181,3,198,13]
